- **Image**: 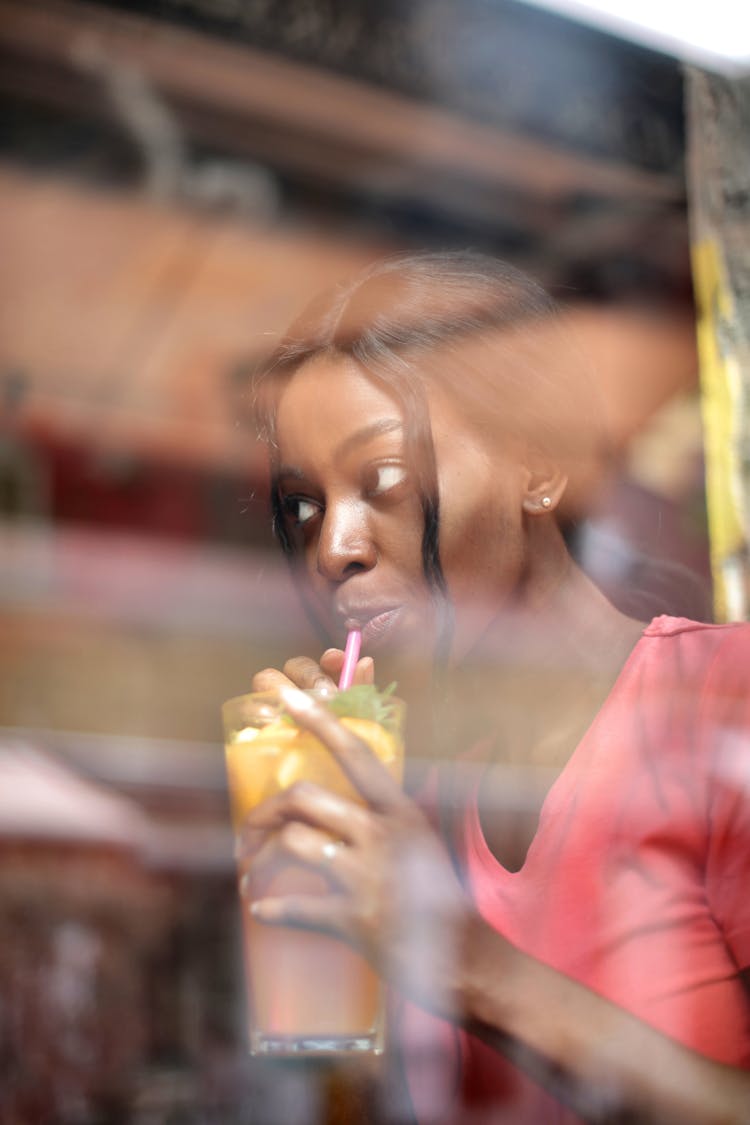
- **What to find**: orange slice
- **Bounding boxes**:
[226,715,402,824]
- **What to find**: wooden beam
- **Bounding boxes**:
[0,0,683,212]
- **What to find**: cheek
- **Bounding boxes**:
[438,479,525,601]
[387,503,427,570]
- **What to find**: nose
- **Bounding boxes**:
[316,499,376,582]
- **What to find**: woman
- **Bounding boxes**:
[241,251,750,1123]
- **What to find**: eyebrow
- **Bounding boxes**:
[334,418,402,460]
[276,418,403,481]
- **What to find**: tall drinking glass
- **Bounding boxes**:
[223,689,405,1057]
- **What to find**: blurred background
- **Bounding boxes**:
[0,0,721,1121]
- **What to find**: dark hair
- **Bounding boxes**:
[252,250,601,614]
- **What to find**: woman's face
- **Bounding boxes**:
[273,354,534,665]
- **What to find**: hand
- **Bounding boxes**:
[236,686,475,1021]
[252,650,375,696]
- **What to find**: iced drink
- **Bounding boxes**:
[223,688,404,1056]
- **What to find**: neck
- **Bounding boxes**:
[473,520,645,676]
[378,523,647,772]
[434,523,647,762]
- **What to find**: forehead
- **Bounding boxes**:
[272,352,524,509]
[274,355,403,455]
[275,352,474,439]
[273,352,510,490]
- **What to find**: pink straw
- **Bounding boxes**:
[338,628,362,691]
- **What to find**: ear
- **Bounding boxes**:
[521,456,568,516]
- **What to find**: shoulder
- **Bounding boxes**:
[640,615,750,679]
[643,614,750,645]
[626,616,750,740]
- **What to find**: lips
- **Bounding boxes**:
[361,608,402,649]
[335,603,404,652]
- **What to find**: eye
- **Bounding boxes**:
[282,495,321,526]
[363,463,408,498]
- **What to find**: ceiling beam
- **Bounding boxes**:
[0,0,684,218]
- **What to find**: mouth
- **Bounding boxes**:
[360,608,403,650]
[338,606,404,652]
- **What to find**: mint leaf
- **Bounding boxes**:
[326,683,400,733]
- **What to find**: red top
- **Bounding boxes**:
[401,617,750,1123]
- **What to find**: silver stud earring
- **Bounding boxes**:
[541,496,552,509]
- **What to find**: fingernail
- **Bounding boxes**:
[239,873,250,899]
[279,685,315,711]
[250,899,272,919]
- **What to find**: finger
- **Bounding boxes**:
[355,657,375,685]
[252,667,295,693]
[278,687,407,813]
[243,823,356,895]
[283,655,337,695]
[320,650,375,687]
[320,648,344,681]
[235,780,371,860]
[250,891,352,940]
